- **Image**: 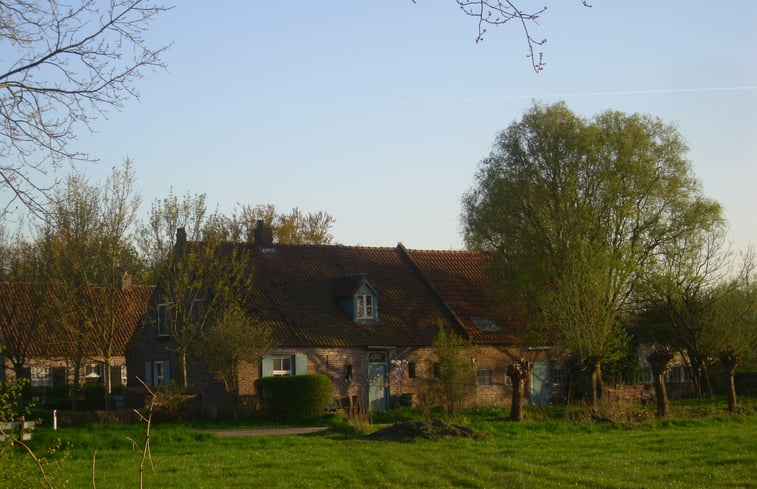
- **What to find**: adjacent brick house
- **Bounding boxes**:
[126,226,569,414]
[0,280,154,391]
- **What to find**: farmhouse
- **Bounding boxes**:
[0,280,154,394]
[126,224,569,414]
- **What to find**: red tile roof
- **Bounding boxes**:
[240,243,516,347]
[0,283,154,359]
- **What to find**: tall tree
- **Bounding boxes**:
[140,192,255,388]
[462,102,722,409]
[38,160,143,407]
[708,253,757,412]
[638,227,731,397]
[0,1,169,215]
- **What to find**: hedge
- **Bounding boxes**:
[255,374,333,419]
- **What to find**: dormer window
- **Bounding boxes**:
[356,294,374,320]
[333,274,379,323]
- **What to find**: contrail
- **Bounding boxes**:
[262,86,757,112]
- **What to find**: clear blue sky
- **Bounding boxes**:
[68,1,756,251]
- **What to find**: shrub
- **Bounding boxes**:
[255,374,332,419]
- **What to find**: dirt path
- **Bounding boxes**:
[202,426,329,437]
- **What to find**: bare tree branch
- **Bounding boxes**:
[0,1,171,216]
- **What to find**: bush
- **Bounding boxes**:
[255,374,332,419]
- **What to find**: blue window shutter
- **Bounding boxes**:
[294,354,307,375]
[163,361,171,385]
[144,361,152,386]
[261,356,273,377]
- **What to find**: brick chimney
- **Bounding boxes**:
[253,220,274,249]
[119,271,132,290]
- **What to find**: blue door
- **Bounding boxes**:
[531,362,550,406]
[368,353,388,412]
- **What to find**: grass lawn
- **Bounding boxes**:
[4,407,757,488]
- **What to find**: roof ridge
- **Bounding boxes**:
[395,243,471,340]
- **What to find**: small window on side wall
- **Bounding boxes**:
[408,362,416,379]
[157,303,170,338]
[476,368,493,386]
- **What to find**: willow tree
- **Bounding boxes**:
[462,102,722,409]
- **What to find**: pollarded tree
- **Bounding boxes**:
[638,226,731,397]
[462,102,722,409]
[0,1,169,215]
[708,253,757,412]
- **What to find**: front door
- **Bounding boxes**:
[368,352,388,412]
[531,361,550,406]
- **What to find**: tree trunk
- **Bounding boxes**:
[103,356,112,411]
[71,361,81,411]
[181,350,188,388]
[507,359,532,422]
[646,349,673,418]
[719,349,739,413]
[587,357,602,411]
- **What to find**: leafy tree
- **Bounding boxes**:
[462,102,722,409]
[221,204,335,245]
[426,324,473,415]
[36,160,143,408]
[637,226,731,397]
[140,192,255,388]
[0,0,169,215]
[194,302,273,407]
[708,255,757,412]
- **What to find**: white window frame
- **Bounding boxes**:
[153,360,169,386]
[30,366,52,387]
[356,294,374,320]
[272,356,292,376]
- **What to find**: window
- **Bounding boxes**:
[152,361,170,386]
[640,366,653,383]
[272,356,292,376]
[261,355,307,377]
[476,368,493,386]
[408,362,416,379]
[157,303,170,337]
[433,362,441,379]
[552,367,567,385]
[30,366,52,387]
[683,366,693,382]
[504,373,513,387]
[345,364,353,381]
[84,363,103,384]
[356,294,374,320]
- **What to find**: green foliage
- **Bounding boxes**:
[4,412,757,488]
[0,379,33,422]
[255,374,333,419]
[462,102,722,407]
[194,302,273,398]
[425,325,473,415]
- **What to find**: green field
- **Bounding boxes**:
[4,407,757,489]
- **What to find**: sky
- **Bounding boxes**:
[53,2,757,250]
